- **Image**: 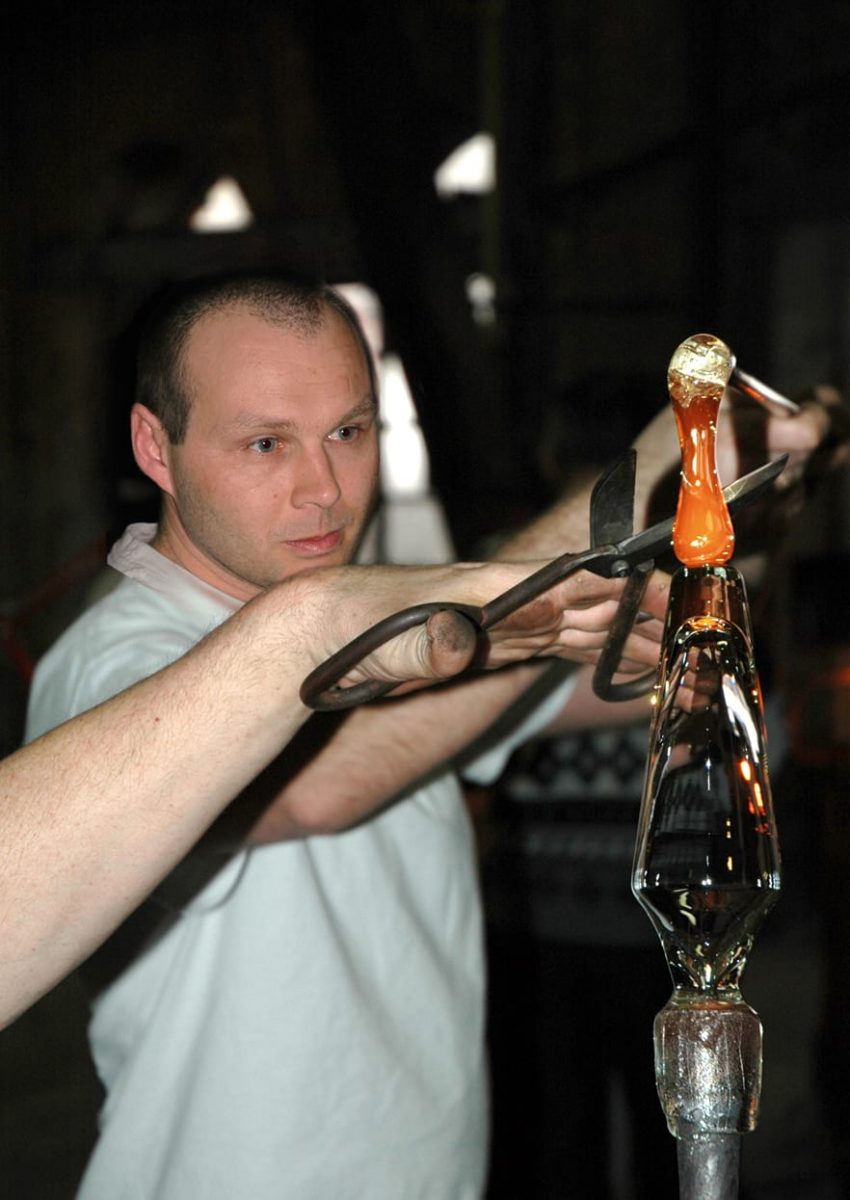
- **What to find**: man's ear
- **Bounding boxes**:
[131,403,175,496]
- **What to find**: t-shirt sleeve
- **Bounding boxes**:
[24,622,194,744]
[460,673,577,787]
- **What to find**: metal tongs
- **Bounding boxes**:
[300,454,788,712]
[729,363,800,418]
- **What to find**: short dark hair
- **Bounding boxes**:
[135,271,377,443]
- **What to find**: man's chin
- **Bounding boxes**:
[270,547,353,585]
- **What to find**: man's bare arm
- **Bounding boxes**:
[487,395,839,561]
[2,557,586,1028]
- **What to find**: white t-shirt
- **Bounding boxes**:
[26,525,571,1200]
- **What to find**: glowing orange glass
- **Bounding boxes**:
[668,333,735,566]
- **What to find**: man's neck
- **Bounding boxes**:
[152,516,261,604]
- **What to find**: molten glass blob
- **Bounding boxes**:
[669,333,736,567]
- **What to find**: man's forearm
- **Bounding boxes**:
[0,565,497,1027]
[0,586,321,1027]
[239,565,580,843]
[245,658,556,842]
[498,407,682,562]
[3,555,656,1023]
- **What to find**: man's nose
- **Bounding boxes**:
[290,445,342,510]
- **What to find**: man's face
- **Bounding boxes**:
[148,305,380,600]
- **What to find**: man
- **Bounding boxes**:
[2,556,606,1030]
[24,273,828,1198]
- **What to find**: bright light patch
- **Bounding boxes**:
[434,132,495,198]
[189,176,254,233]
[466,272,497,326]
[332,284,430,499]
[380,354,429,498]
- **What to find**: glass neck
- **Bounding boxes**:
[662,564,753,647]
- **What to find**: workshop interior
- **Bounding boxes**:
[2,3,850,1197]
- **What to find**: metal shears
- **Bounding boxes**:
[300,453,787,712]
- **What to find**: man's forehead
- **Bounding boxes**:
[178,308,374,432]
[187,303,323,353]
[183,305,369,383]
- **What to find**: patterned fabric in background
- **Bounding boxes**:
[482,721,656,948]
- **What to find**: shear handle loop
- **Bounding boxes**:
[300,603,484,712]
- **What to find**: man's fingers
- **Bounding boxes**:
[480,567,670,675]
[489,590,563,636]
[421,610,479,679]
[377,609,478,683]
[342,610,479,694]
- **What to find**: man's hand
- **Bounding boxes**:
[352,607,480,688]
[299,559,670,698]
[476,562,669,675]
[633,382,850,534]
[716,383,849,489]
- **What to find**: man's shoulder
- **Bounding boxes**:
[25,573,218,739]
[46,571,207,660]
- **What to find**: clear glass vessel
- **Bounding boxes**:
[636,334,782,1194]
[632,564,781,999]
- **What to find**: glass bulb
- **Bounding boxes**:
[632,566,781,997]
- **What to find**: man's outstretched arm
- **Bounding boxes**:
[242,561,670,843]
[241,392,847,843]
[1,557,587,1028]
[494,391,841,560]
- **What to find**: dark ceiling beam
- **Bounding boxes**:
[28,223,365,286]
[544,67,850,213]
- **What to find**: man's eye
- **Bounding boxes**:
[331,425,359,443]
[249,437,278,454]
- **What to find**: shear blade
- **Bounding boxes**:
[589,449,637,547]
[617,454,789,567]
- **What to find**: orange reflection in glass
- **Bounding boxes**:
[668,334,735,566]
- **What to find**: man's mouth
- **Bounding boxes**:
[283,530,344,556]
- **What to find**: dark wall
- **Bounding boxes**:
[3,2,850,613]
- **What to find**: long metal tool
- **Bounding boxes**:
[587,448,654,702]
[728,364,800,418]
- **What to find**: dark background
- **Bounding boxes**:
[2,2,850,1196]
